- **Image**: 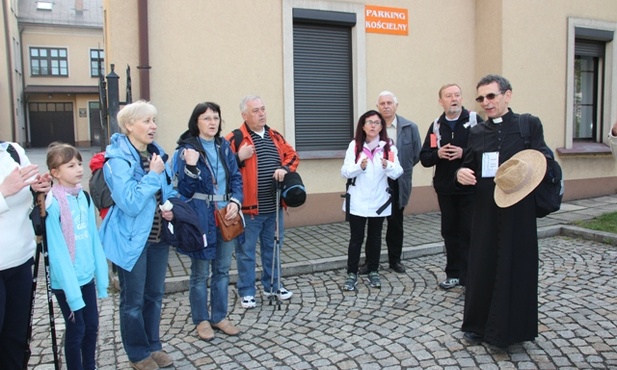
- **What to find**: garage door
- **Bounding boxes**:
[29,102,75,147]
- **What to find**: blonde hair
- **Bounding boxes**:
[117,100,157,134]
[438,84,461,98]
[46,142,82,173]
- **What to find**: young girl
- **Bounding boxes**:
[45,142,108,370]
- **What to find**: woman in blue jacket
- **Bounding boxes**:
[174,102,243,341]
[99,100,177,370]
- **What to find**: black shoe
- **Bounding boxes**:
[462,332,483,344]
[358,264,369,275]
[390,262,406,273]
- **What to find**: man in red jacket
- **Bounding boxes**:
[226,95,300,309]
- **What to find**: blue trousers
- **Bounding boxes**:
[54,280,99,370]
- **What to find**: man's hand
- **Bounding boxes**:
[273,168,287,182]
[237,144,255,162]
[456,167,476,185]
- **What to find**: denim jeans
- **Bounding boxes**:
[116,241,169,363]
[0,258,33,370]
[189,229,236,325]
[53,280,98,370]
[235,209,284,297]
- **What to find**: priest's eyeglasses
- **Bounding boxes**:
[475,92,503,103]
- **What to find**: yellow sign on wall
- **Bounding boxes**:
[365,5,408,36]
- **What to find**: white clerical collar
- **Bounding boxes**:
[493,117,503,124]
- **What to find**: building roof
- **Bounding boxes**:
[18,0,103,28]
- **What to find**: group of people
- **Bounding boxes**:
[0,73,586,369]
[0,95,300,370]
[342,74,556,350]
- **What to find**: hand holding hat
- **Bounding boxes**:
[494,149,547,208]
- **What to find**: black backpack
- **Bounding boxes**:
[88,152,115,212]
[518,114,564,218]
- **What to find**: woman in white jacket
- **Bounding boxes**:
[341,110,403,291]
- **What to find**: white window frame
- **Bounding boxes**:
[566,18,617,149]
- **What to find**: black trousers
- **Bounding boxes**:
[348,214,384,274]
[0,258,34,370]
[385,179,404,266]
[437,192,474,285]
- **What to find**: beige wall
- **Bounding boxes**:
[1,0,23,143]
[103,0,617,226]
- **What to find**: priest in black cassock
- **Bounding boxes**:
[455,74,553,348]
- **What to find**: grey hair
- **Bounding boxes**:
[476,74,512,92]
[117,100,157,134]
[377,91,398,105]
[239,95,263,113]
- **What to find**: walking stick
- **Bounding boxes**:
[26,192,61,370]
[269,180,283,310]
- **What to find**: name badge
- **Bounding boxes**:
[482,152,499,178]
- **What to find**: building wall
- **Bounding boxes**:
[103,0,617,227]
[1,0,23,143]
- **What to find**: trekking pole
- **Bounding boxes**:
[35,192,62,370]
[23,219,42,369]
[269,179,282,310]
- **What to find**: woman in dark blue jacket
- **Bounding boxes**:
[174,102,243,341]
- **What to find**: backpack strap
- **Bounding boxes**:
[432,118,441,148]
[1,142,21,165]
[468,111,477,127]
[518,113,532,149]
[83,190,91,208]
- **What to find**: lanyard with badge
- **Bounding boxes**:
[481,117,508,178]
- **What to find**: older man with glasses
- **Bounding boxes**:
[456,74,554,349]
[357,91,421,275]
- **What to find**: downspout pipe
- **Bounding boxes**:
[2,0,16,142]
[137,0,150,101]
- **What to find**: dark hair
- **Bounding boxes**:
[353,110,390,161]
[477,74,512,93]
[46,142,82,172]
[187,102,223,137]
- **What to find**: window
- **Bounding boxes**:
[573,40,603,141]
[283,0,365,158]
[90,49,104,77]
[293,9,356,153]
[30,47,68,77]
[566,18,617,150]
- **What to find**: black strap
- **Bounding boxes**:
[376,188,393,215]
[518,113,531,149]
[2,142,21,165]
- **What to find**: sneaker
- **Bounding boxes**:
[263,287,293,300]
[343,273,358,291]
[129,357,159,370]
[439,277,460,290]
[367,271,381,288]
[240,295,256,308]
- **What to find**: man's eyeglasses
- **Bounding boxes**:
[475,92,503,103]
[365,120,382,126]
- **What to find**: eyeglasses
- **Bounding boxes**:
[200,116,220,123]
[365,120,382,126]
[475,92,503,103]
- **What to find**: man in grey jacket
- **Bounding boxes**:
[360,91,421,273]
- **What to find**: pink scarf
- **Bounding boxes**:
[51,183,83,262]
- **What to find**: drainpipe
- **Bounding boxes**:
[2,0,16,142]
[137,0,150,101]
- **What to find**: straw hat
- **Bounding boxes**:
[494,149,546,208]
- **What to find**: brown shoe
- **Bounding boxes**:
[196,320,215,341]
[151,350,173,368]
[129,356,159,370]
[211,319,240,336]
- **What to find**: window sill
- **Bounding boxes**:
[556,142,612,156]
[298,150,346,160]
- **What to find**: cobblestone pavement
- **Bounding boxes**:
[29,235,617,369]
[21,148,617,369]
